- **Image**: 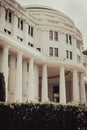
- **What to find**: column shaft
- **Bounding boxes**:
[28,58,34,101]
[15,53,22,102]
[80,74,86,103]
[42,64,48,102]
[60,66,66,104]
[34,64,39,102]
[1,46,9,102]
[73,70,79,102]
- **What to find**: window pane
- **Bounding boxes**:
[55,48,58,57]
[5,9,8,21]
[31,27,33,36]
[49,31,53,40]
[28,25,30,34]
[70,51,72,60]
[9,11,12,23]
[66,34,68,43]
[66,50,68,59]
[49,47,53,56]
[69,35,72,44]
[54,32,58,41]
[21,20,23,30]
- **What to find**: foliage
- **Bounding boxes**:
[0,73,5,101]
[0,102,87,130]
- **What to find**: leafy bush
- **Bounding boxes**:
[0,102,87,130]
[0,73,5,101]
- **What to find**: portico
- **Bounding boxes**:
[0,45,85,104]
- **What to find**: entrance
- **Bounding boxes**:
[53,86,59,103]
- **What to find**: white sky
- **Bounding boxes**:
[16,0,87,48]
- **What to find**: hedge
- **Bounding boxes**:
[0,73,5,101]
[0,102,87,130]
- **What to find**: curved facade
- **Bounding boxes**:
[0,0,87,103]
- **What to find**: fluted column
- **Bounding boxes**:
[60,66,66,104]
[41,64,48,102]
[80,73,86,103]
[73,70,80,102]
[34,64,39,102]
[28,58,34,101]
[1,46,9,102]
[15,53,22,102]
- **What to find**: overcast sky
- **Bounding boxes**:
[16,0,87,48]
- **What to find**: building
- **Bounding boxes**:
[0,0,87,104]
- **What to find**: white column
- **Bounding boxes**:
[34,64,39,102]
[15,53,22,102]
[1,46,9,102]
[27,58,35,102]
[60,66,66,104]
[73,70,79,102]
[80,74,86,103]
[41,64,48,102]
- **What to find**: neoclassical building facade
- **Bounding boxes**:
[0,0,87,104]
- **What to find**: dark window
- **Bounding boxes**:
[66,50,68,59]
[54,32,58,41]
[55,48,58,57]
[31,44,33,47]
[49,30,53,40]
[70,51,72,60]
[18,18,23,30]
[53,86,59,103]
[28,25,30,34]
[31,27,33,36]
[5,9,12,23]
[5,9,8,21]
[9,11,12,23]
[21,20,23,30]
[18,18,20,28]
[37,48,41,52]
[49,47,53,57]
[66,34,68,43]
[69,35,72,44]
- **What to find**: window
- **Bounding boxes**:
[31,27,33,37]
[66,34,68,43]
[55,48,58,57]
[5,9,12,23]
[37,48,41,52]
[70,51,72,60]
[49,30,53,40]
[66,34,72,44]
[69,35,72,44]
[4,28,11,35]
[17,36,23,42]
[54,32,58,41]
[49,47,53,56]
[53,86,59,103]
[66,50,68,59]
[28,25,30,34]
[18,18,23,30]
[28,42,33,47]
[66,50,72,60]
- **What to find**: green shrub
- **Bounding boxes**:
[0,102,87,130]
[0,73,5,101]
